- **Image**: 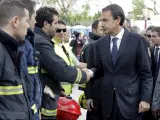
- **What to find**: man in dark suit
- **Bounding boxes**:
[85,41,103,120]
[86,4,153,120]
[150,27,160,119]
[150,27,160,89]
[79,20,103,120]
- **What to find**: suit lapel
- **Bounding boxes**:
[151,46,157,64]
[115,30,129,65]
[103,35,113,67]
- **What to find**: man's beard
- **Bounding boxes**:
[49,31,55,39]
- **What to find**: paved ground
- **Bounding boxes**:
[70,84,87,120]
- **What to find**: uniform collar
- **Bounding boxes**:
[0,29,19,51]
[34,26,51,41]
[53,39,63,47]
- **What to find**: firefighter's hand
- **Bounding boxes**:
[87,99,94,111]
[60,91,67,97]
[139,101,150,113]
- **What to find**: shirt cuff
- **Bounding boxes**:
[88,69,94,78]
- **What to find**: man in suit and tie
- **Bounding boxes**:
[86,4,153,120]
[150,27,160,88]
[150,27,160,119]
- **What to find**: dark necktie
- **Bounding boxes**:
[155,48,160,76]
[112,37,118,65]
[62,45,71,65]
[155,47,160,63]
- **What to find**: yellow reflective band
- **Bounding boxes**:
[79,84,86,88]
[0,85,23,95]
[41,108,57,117]
[60,82,71,85]
[74,68,82,84]
[41,69,47,74]
[28,66,38,74]
[31,104,37,114]
[61,82,72,96]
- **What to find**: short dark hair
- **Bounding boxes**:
[35,7,59,28]
[147,25,155,32]
[151,27,160,37]
[0,0,28,27]
[130,26,140,34]
[20,0,36,18]
[58,20,66,26]
[92,20,100,30]
[102,4,125,26]
[125,18,131,26]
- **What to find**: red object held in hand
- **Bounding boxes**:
[57,97,81,120]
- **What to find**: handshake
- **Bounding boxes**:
[82,68,93,82]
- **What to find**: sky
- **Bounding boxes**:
[74,0,160,16]
[37,0,160,16]
[73,0,133,16]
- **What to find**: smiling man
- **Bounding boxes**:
[53,20,87,96]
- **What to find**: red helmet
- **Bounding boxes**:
[57,97,81,120]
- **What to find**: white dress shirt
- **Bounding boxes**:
[89,29,125,78]
[110,28,125,52]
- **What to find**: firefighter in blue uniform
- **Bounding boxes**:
[18,0,42,119]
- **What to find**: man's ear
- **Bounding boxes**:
[116,16,121,25]
[11,16,20,28]
[44,21,49,29]
[92,28,96,33]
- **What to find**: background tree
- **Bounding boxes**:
[150,0,160,15]
[131,0,145,20]
[35,0,109,26]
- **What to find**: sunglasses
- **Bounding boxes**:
[56,28,67,33]
[145,34,151,38]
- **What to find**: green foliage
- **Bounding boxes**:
[131,0,145,20]
[41,0,102,26]
[60,3,101,26]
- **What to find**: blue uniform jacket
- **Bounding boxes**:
[19,29,42,112]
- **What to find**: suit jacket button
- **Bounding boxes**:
[114,88,116,90]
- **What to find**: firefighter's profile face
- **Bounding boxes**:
[14,8,30,42]
[29,11,36,31]
[48,15,59,39]
[95,21,103,36]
